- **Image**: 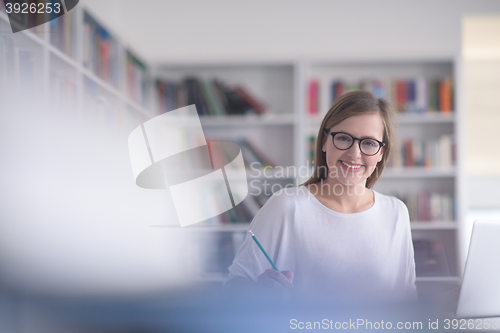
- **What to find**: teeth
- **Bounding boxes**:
[341,161,361,169]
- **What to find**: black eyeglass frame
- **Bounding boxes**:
[326,131,385,156]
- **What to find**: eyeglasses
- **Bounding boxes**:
[327,131,385,156]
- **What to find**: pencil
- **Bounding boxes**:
[249,230,279,271]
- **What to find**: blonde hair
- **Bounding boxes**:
[302,90,396,189]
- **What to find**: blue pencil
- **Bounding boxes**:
[249,230,279,271]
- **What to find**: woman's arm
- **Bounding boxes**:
[226,190,293,285]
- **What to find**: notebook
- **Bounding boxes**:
[456,220,500,318]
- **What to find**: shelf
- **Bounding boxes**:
[200,114,294,127]
[305,112,455,126]
[397,113,455,124]
[382,167,456,178]
[48,42,80,70]
[411,222,457,230]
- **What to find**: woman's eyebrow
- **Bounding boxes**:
[336,131,381,140]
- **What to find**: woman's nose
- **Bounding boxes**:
[346,140,362,159]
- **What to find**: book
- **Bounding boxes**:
[126,51,148,105]
[389,135,455,168]
[395,80,407,112]
[308,80,319,115]
[308,135,316,164]
[201,80,224,116]
[394,192,455,222]
[234,85,267,114]
[50,8,75,56]
[440,77,453,112]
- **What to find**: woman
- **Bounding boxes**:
[226,91,416,303]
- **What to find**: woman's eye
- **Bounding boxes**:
[337,135,351,141]
[363,140,377,147]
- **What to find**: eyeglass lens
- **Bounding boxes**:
[333,133,380,155]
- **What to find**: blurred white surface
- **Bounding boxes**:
[0,91,200,297]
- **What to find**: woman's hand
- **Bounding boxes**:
[257,269,293,290]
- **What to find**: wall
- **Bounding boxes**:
[463,15,500,209]
[83,0,500,63]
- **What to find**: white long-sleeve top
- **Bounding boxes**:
[227,186,417,303]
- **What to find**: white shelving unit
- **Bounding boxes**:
[0,6,463,287]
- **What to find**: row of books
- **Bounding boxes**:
[395,192,456,222]
[308,77,453,115]
[126,51,148,105]
[156,78,267,116]
[389,135,455,168]
[83,11,120,88]
[50,6,75,57]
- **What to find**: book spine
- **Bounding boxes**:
[308,80,318,115]
[244,138,276,168]
[234,86,267,114]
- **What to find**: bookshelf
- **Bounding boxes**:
[0,5,464,288]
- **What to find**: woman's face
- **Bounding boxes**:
[322,113,385,188]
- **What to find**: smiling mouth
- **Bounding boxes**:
[340,160,363,169]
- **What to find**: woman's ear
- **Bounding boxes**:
[378,147,384,162]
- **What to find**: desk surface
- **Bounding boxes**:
[1,282,499,333]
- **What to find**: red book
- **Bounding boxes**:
[101,41,110,83]
[335,81,345,101]
[308,80,319,115]
[234,86,267,114]
[439,77,452,112]
[396,80,408,112]
[404,139,413,167]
